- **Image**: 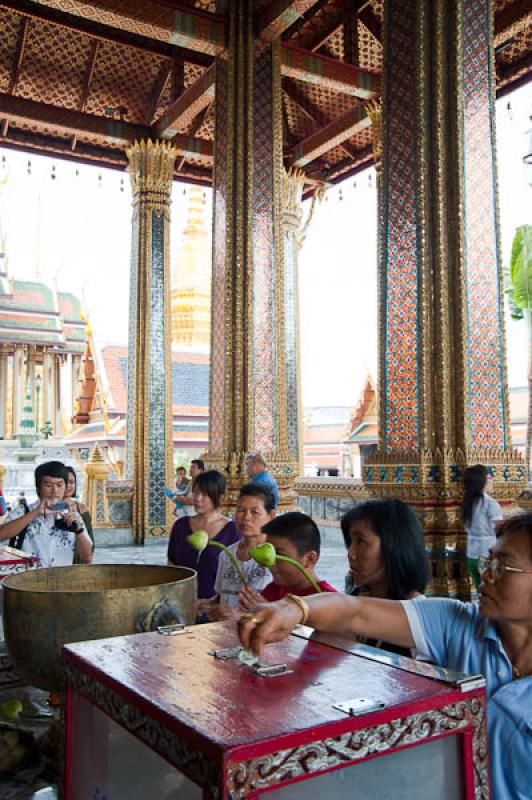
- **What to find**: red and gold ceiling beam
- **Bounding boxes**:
[290,104,370,166]
[256,0,323,42]
[281,44,379,98]
[494,2,532,48]
[154,63,215,139]
[0,93,213,160]
[19,0,226,56]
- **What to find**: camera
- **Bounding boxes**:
[55,516,82,534]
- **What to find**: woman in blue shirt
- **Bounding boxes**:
[239,512,532,800]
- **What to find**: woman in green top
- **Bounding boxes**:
[65,466,94,563]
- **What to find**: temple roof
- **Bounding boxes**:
[102,344,209,415]
[0,278,86,352]
[0,1,528,189]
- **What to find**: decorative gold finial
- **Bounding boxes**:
[89,443,105,464]
[365,97,383,174]
[126,139,178,201]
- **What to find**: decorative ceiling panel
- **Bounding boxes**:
[185,62,208,88]
[367,0,384,20]
[282,91,319,142]
[292,79,360,123]
[497,27,532,66]
[286,0,344,50]
[16,19,91,110]
[84,39,163,123]
[321,27,343,60]
[0,9,21,94]
[358,18,383,73]
[192,102,215,141]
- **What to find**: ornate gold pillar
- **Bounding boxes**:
[126,139,177,542]
[364,0,525,599]
[281,167,325,477]
[206,1,298,507]
[0,346,8,439]
[84,444,110,528]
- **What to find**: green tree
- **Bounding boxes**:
[507,224,532,481]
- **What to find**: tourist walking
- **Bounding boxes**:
[461,464,502,589]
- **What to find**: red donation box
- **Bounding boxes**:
[0,545,38,582]
[63,622,489,799]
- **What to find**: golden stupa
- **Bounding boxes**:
[171,187,211,351]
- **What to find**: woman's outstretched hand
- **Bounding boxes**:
[237,600,303,655]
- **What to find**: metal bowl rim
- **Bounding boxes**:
[1,563,197,594]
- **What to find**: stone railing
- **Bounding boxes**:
[294,477,370,542]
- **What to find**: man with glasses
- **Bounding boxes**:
[239,512,532,799]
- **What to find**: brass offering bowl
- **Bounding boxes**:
[2,564,197,692]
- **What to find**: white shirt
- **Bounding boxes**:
[4,501,91,568]
[465,494,503,559]
[214,542,272,608]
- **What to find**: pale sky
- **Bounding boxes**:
[0,84,529,408]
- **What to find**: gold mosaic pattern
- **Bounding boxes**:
[358,18,383,73]
[84,40,162,123]
[0,10,22,94]
[16,19,89,109]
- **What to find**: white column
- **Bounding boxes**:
[71,354,81,420]
[11,345,24,435]
[42,349,53,432]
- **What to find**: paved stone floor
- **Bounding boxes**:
[94,539,348,592]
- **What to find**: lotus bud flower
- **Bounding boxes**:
[250,543,322,594]
[187,530,209,552]
[249,542,276,569]
[186,532,248,586]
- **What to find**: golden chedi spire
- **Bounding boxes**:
[171,186,211,351]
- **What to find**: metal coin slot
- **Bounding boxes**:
[250,663,293,678]
[157,623,186,636]
[212,647,243,660]
[333,697,387,716]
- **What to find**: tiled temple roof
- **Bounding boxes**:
[0,279,87,353]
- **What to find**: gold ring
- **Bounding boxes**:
[241,613,260,625]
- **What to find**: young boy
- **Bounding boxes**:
[240,512,336,610]
[199,484,275,620]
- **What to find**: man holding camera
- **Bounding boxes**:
[0,461,93,567]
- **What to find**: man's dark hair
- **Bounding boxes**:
[262,512,321,557]
[191,459,205,471]
[193,470,226,508]
[237,483,275,512]
[176,466,186,474]
[341,498,428,601]
[35,461,69,492]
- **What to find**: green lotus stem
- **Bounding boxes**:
[187,531,248,587]
[209,541,248,587]
[250,542,322,594]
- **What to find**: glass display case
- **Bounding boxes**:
[63,622,489,799]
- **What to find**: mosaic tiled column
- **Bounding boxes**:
[282,167,307,476]
[0,347,8,439]
[206,0,298,507]
[42,348,53,434]
[126,140,177,542]
[364,0,525,598]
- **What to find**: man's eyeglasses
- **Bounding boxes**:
[477,556,532,581]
